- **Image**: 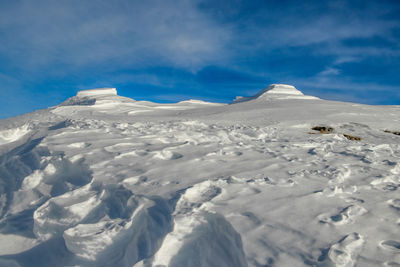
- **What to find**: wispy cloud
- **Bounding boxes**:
[0,0,231,72]
[317,67,340,77]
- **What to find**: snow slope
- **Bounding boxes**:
[0,85,400,267]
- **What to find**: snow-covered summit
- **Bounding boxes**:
[262,84,304,95]
[59,87,136,108]
[232,84,319,103]
[76,88,117,97]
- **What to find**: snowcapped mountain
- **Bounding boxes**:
[0,85,399,267]
[232,84,319,103]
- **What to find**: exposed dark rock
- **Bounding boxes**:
[311,126,334,134]
[343,134,361,141]
[384,130,400,136]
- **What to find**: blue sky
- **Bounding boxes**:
[1,0,400,118]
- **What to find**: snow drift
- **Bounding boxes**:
[0,85,399,267]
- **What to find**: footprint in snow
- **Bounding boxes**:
[388,199,400,211]
[324,232,364,267]
[375,183,398,192]
[241,211,262,226]
[328,166,352,185]
[380,240,400,252]
[370,177,398,191]
[384,262,400,266]
[318,205,367,225]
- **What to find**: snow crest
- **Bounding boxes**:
[76,88,117,97]
[262,84,304,95]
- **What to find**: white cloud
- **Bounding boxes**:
[318,67,340,77]
[0,0,231,71]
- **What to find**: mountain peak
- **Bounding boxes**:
[261,84,304,95]
[76,88,117,97]
[60,87,127,107]
[232,84,318,103]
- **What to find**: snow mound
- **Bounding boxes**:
[76,88,117,97]
[233,84,319,103]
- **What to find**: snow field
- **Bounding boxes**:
[0,86,400,266]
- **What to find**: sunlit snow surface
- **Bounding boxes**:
[1,85,400,267]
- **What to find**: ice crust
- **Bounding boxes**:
[0,85,400,266]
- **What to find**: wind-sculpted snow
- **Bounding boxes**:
[0,125,32,145]
[1,86,400,266]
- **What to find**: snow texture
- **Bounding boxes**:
[0,85,400,266]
